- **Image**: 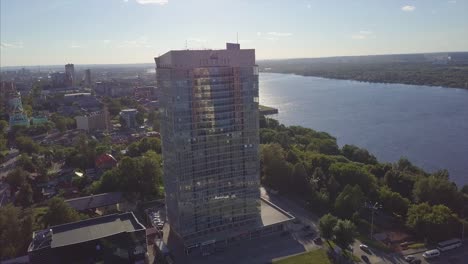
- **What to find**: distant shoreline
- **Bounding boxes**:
[261,71,468,90]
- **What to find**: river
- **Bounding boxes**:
[259,73,468,187]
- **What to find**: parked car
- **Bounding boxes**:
[313,237,322,244]
[404,255,415,262]
[361,255,370,263]
[359,244,370,251]
[422,249,440,259]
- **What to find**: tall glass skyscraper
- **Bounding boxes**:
[156,43,260,248]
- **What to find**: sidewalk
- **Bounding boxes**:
[400,247,428,256]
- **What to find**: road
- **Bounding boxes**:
[0,148,19,180]
[407,243,468,264]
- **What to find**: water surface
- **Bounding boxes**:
[259,73,468,187]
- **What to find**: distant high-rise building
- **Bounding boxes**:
[119,109,138,128]
[156,43,262,249]
[65,63,75,87]
[83,69,92,88]
[50,72,67,88]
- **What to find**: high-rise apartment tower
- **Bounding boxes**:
[156,43,261,249]
[65,63,75,87]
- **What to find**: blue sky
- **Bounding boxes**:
[1,0,467,66]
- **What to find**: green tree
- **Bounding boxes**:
[378,186,410,216]
[18,154,36,172]
[0,205,34,260]
[334,185,365,219]
[413,176,463,212]
[318,213,339,241]
[5,168,28,190]
[383,169,415,199]
[291,163,309,195]
[0,134,7,151]
[333,219,357,250]
[461,185,468,195]
[406,203,460,241]
[0,120,8,134]
[329,162,376,194]
[261,144,292,192]
[342,144,377,164]
[307,138,340,155]
[43,197,85,227]
[311,167,326,189]
[108,99,122,116]
[16,136,41,154]
[16,182,33,207]
[98,152,163,199]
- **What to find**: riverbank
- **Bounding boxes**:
[259,59,468,90]
[259,105,279,116]
[259,72,468,187]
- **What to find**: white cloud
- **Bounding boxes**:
[256,32,262,36]
[359,30,372,35]
[402,5,416,12]
[135,0,168,5]
[70,45,81,48]
[352,30,374,40]
[267,32,292,37]
[188,38,206,43]
[307,4,311,9]
[123,0,129,2]
[351,35,366,40]
[118,36,152,48]
[0,41,24,49]
[102,40,111,44]
[448,0,456,3]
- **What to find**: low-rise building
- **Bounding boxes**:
[65,192,123,214]
[95,81,133,97]
[28,212,147,263]
[75,108,110,132]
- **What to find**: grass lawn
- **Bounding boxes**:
[407,243,425,250]
[274,249,331,264]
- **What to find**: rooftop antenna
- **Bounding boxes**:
[236,32,239,44]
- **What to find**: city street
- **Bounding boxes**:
[406,243,468,264]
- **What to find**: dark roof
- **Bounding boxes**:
[29,212,145,251]
[65,192,122,211]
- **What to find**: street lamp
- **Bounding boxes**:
[365,201,382,239]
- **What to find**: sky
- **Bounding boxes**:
[1,0,468,66]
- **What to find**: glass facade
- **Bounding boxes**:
[157,50,260,247]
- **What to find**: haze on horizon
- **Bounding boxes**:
[1,0,468,67]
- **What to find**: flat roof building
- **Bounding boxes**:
[28,212,146,263]
[75,108,110,132]
[156,43,264,250]
[120,108,138,128]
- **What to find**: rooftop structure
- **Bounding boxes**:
[28,212,146,263]
[65,192,123,211]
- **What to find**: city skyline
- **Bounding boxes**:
[1,0,468,66]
